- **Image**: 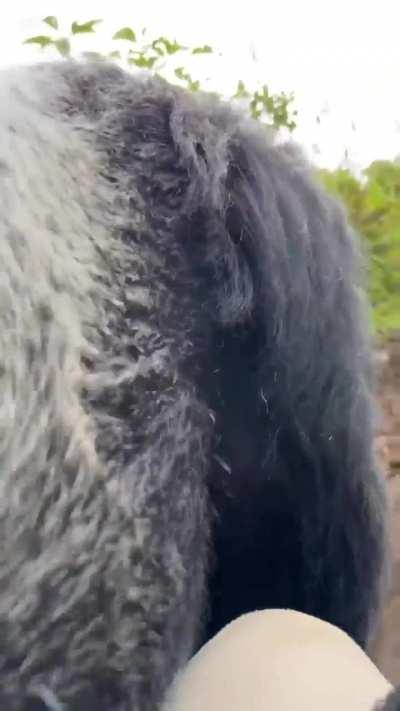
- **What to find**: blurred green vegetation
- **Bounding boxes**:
[320,162,400,337]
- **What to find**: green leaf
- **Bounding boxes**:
[152,37,183,55]
[234,80,250,99]
[192,45,212,55]
[113,27,136,42]
[71,19,102,35]
[23,35,53,48]
[251,107,262,120]
[174,67,200,92]
[128,54,158,69]
[54,37,71,57]
[108,50,121,59]
[174,66,187,80]
[43,16,58,30]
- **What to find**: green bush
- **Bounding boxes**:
[320,162,400,336]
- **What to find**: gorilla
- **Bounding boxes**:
[0,59,389,710]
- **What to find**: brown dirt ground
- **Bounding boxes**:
[371,336,400,683]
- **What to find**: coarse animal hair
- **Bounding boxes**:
[0,59,389,710]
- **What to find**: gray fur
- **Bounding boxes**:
[0,60,389,710]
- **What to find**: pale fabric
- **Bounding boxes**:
[164,609,392,711]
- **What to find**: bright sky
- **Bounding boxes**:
[0,0,399,171]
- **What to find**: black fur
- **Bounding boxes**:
[0,60,389,710]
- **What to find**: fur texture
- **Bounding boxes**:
[0,60,389,710]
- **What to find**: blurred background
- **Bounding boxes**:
[0,0,399,684]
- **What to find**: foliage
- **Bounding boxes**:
[320,162,400,336]
[24,17,297,132]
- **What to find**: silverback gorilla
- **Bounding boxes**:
[0,60,389,710]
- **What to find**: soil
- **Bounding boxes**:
[372,334,400,683]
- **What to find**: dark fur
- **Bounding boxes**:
[0,60,389,710]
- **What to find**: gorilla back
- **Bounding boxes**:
[0,61,389,709]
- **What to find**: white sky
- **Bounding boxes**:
[0,0,399,170]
